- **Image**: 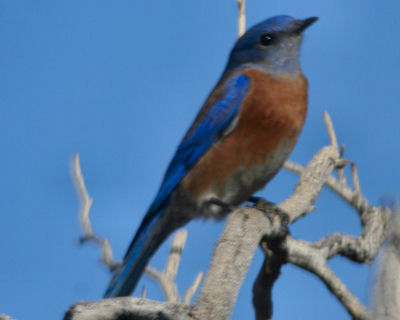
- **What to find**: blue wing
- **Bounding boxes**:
[104,73,250,297]
[150,73,250,213]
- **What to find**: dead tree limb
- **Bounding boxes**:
[66,112,392,320]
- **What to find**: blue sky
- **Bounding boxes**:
[1,1,399,319]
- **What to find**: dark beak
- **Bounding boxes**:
[292,17,319,34]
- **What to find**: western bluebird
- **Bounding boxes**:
[104,15,318,298]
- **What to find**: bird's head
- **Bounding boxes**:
[227,15,318,75]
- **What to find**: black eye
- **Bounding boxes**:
[260,33,274,46]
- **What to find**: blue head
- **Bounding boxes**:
[227,15,318,75]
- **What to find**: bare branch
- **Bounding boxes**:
[0,314,16,320]
[73,156,199,303]
[101,240,118,268]
[252,241,286,320]
[350,161,367,215]
[279,112,340,222]
[66,205,285,320]
[63,298,190,320]
[323,111,338,150]
[145,266,163,284]
[284,236,371,320]
[314,207,390,262]
[372,208,400,320]
[279,145,338,222]
[184,272,203,305]
[141,287,147,299]
[145,230,189,302]
[145,230,202,304]
[236,0,246,37]
[73,153,94,237]
[72,153,120,271]
[351,161,361,194]
[284,160,370,213]
[193,206,282,320]
[165,230,187,280]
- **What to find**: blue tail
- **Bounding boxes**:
[103,206,168,298]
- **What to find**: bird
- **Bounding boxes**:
[104,15,318,298]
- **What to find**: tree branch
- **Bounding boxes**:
[192,206,284,320]
[279,112,340,222]
[314,207,390,262]
[252,240,286,320]
[254,112,391,319]
[236,0,246,37]
[0,314,16,320]
[72,153,120,271]
[371,208,400,320]
[145,229,203,303]
[184,271,203,305]
[284,236,370,319]
[63,298,190,320]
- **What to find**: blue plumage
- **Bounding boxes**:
[152,74,249,217]
[104,15,317,298]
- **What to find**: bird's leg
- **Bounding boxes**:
[208,198,235,212]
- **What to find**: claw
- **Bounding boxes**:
[208,198,235,211]
[249,198,289,237]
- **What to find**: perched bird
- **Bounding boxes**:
[104,15,317,298]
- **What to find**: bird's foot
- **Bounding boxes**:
[248,197,289,237]
[248,196,263,205]
[208,198,235,212]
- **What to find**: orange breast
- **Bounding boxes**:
[182,69,308,203]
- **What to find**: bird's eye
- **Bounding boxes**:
[260,33,274,46]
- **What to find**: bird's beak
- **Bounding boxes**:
[292,17,319,34]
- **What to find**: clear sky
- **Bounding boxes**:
[1,1,399,319]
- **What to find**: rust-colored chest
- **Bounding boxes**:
[234,69,308,165]
[181,69,308,204]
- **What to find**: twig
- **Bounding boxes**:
[73,153,93,237]
[284,236,371,319]
[323,111,338,150]
[236,0,246,37]
[184,272,203,305]
[141,287,147,299]
[72,153,120,271]
[349,160,367,213]
[73,154,201,300]
[145,230,203,304]
[279,145,338,222]
[350,161,361,194]
[145,230,186,302]
[165,230,187,280]
[284,160,370,213]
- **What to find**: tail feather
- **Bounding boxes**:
[104,208,166,298]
